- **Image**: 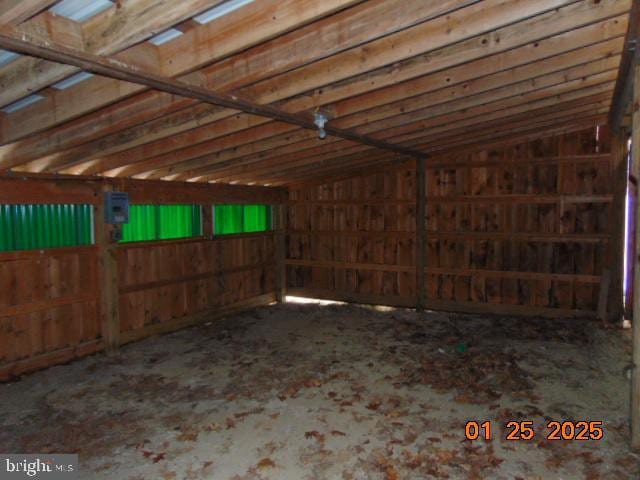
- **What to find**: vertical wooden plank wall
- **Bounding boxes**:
[0,246,102,380]
[424,128,613,316]
[287,163,417,306]
[0,179,285,380]
[287,127,617,317]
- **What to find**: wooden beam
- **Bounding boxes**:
[0,174,288,205]
[0,0,57,25]
[0,25,427,168]
[631,60,640,451]
[609,0,640,131]
[416,157,426,311]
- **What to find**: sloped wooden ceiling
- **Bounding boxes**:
[0,0,634,187]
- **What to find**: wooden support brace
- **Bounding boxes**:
[274,204,287,303]
[96,185,121,352]
[416,158,426,311]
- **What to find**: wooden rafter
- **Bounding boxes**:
[609,0,640,131]
[0,0,632,187]
[105,40,621,181]
[12,0,628,179]
[0,0,241,109]
[0,0,57,25]
[1,0,614,170]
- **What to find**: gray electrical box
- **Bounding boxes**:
[104,191,129,224]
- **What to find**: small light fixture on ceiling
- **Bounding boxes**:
[193,0,255,24]
[50,0,114,22]
[1,94,44,113]
[149,29,184,46]
[314,112,328,140]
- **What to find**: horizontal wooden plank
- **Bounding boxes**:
[287,195,613,205]
[286,259,602,283]
[425,154,613,169]
[286,259,415,273]
[287,230,610,243]
[0,295,97,318]
[0,339,104,382]
[0,175,287,205]
[0,245,97,262]
[120,293,277,345]
[287,288,416,309]
[119,262,274,294]
[287,288,597,318]
[117,232,275,251]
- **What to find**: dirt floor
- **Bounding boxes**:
[1,298,639,479]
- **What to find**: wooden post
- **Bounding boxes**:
[608,132,628,322]
[416,158,426,311]
[632,60,640,450]
[274,203,287,303]
[96,185,121,352]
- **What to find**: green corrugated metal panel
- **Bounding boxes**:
[215,204,244,235]
[214,204,272,235]
[243,204,272,233]
[121,205,202,243]
[0,204,94,252]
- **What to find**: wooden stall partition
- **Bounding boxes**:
[118,233,277,344]
[0,246,102,380]
[287,162,418,307]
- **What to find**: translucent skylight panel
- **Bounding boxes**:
[149,29,184,46]
[0,50,20,68]
[50,0,114,22]
[52,71,95,90]
[193,0,255,24]
[1,95,44,114]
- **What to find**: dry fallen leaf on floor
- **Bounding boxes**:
[257,458,276,469]
[153,453,166,463]
[331,430,346,437]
